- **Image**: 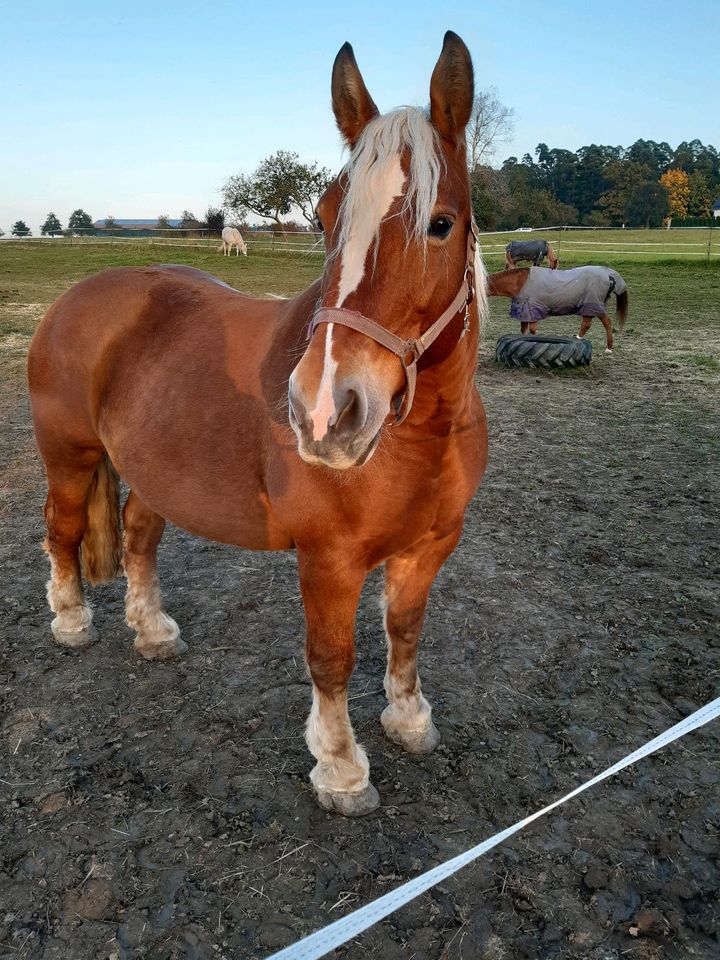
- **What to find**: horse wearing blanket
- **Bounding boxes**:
[489,265,628,352]
[505,239,558,270]
[27,33,488,816]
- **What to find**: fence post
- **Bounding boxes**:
[708,220,714,263]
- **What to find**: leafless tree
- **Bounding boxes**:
[466,87,515,171]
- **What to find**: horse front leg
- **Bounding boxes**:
[576,316,592,340]
[381,526,462,754]
[299,550,378,816]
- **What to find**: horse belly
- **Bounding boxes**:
[109,439,288,550]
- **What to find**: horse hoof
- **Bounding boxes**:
[315,782,380,817]
[605,348,613,354]
[381,712,441,754]
[51,619,98,650]
[133,630,187,660]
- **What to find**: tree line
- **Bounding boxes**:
[9,208,229,238]
[472,139,719,230]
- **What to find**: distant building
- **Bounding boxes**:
[713,200,720,219]
[92,218,183,230]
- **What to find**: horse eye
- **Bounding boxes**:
[314,216,324,233]
[428,216,453,239]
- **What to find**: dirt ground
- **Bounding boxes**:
[1,250,719,960]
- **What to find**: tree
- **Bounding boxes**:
[41,212,63,236]
[290,160,333,225]
[180,210,202,230]
[204,206,225,233]
[466,87,514,170]
[157,215,171,229]
[659,169,689,219]
[470,164,510,230]
[687,172,713,218]
[598,161,652,222]
[104,215,118,230]
[625,181,669,228]
[68,209,93,231]
[222,150,332,229]
[11,220,31,237]
[505,188,578,229]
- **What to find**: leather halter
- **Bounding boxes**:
[309,220,479,425]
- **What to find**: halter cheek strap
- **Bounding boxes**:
[309,221,478,425]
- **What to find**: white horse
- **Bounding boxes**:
[221,226,247,256]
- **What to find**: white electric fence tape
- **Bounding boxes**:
[267,695,720,960]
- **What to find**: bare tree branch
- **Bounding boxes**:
[467,87,515,171]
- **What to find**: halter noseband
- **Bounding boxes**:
[309,220,479,425]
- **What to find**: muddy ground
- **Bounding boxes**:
[1,252,719,959]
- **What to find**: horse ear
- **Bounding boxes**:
[332,42,379,148]
[429,31,474,143]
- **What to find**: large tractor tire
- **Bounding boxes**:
[495,334,592,369]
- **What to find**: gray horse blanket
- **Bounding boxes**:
[506,239,550,265]
[510,266,627,325]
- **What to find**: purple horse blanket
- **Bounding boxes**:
[510,266,627,325]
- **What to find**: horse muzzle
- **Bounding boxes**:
[288,380,382,470]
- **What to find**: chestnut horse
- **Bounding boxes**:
[28,32,488,816]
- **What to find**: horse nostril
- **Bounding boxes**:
[288,386,306,430]
[331,388,365,436]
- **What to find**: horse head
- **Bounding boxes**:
[288,32,485,470]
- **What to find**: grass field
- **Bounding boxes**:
[1,241,719,959]
[1,237,718,363]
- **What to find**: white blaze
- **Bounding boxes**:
[307,153,406,442]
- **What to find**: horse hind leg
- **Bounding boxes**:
[600,314,614,352]
[123,491,186,660]
[44,449,120,649]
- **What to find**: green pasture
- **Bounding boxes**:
[0,239,718,371]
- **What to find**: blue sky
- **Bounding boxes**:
[1,0,717,233]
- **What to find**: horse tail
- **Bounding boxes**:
[616,289,629,334]
[80,453,122,585]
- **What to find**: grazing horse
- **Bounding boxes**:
[221,226,247,256]
[505,238,558,270]
[28,33,488,816]
[489,265,628,352]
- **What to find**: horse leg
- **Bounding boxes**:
[299,550,378,816]
[44,450,103,649]
[381,527,462,753]
[529,322,538,335]
[123,490,186,660]
[520,322,529,334]
[600,314,614,352]
[576,316,592,340]
[505,253,514,270]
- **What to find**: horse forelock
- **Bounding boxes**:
[335,107,443,259]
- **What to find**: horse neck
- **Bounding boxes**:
[407,306,481,425]
[488,268,528,298]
